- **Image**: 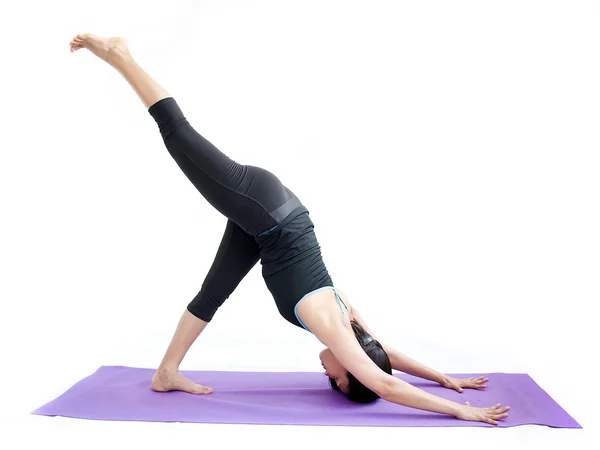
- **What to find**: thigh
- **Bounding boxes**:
[187,219,261,322]
[150,98,294,235]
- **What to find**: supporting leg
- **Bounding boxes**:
[151,309,213,394]
[153,218,260,394]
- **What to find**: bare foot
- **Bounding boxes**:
[151,368,213,395]
[69,33,131,66]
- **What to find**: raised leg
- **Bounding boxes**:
[70,34,262,395]
[70,33,292,238]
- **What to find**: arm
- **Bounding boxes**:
[350,308,446,385]
[310,317,462,417]
[307,316,509,425]
[383,343,488,393]
[338,290,488,393]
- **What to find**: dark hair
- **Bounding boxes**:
[329,319,392,403]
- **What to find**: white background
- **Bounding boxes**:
[1,0,598,448]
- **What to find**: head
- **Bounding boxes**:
[319,319,392,403]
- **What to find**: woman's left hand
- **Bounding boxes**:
[441,375,488,393]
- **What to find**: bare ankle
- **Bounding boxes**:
[108,50,133,69]
[157,365,178,375]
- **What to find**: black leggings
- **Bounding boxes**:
[148,97,303,321]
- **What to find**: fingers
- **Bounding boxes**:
[484,405,510,425]
[462,401,509,426]
[469,377,487,382]
[485,411,509,427]
[487,405,510,414]
[484,404,510,426]
[475,377,488,388]
[468,402,510,414]
[463,377,488,389]
[471,377,488,387]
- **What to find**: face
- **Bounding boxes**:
[319,348,349,393]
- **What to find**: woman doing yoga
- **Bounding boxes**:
[69,33,510,425]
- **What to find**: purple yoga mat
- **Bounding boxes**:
[32,366,580,428]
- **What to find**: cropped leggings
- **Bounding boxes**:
[148,97,303,322]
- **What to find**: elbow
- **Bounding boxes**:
[373,376,395,400]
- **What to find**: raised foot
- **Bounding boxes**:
[69,33,130,65]
[151,368,213,395]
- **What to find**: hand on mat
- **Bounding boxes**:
[456,402,510,426]
[441,375,488,393]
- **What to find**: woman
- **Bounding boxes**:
[69,33,510,425]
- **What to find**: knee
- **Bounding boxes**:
[148,97,188,140]
[187,292,223,322]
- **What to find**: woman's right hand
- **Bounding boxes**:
[455,402,510,425]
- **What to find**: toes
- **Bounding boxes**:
[198,385,212,394]
[192,387,210,394]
